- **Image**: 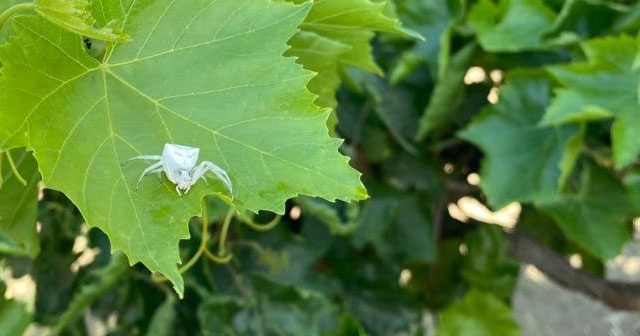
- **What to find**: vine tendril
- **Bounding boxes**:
[153,201,236,282]
[237,212,281,231]
[4,150,27,186]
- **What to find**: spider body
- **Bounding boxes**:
[127,144,232,197]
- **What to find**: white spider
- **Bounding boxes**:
[127,144,233,197]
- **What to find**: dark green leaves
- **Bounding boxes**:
[198,276,336,336]
[459,71,583,208]
[353,193,435,263]
[539,165,633,260]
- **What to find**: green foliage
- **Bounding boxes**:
[437,289,519,336]
[460,71,583,208]
[0,0,639,334]
[468,0,556,51]
[542,36,640,168]
[539,165,633,260]
[461,225,519,300]
[284,0,420,129]
[198,275,337,335]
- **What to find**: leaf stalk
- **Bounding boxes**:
[0,3,35,31]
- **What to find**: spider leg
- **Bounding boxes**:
[136,161,163,190]
[123,155,163,166]
[192,161,233,197]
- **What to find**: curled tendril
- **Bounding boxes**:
[237,212,281,231]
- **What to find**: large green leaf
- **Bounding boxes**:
[541,36,640,168]
[0,148,40,257]
[436,289,519,336]
[468,0,556,52]
[285,0,419,111]
[538,164,633,260]
[459,71,583,208]
[0,0,366,296]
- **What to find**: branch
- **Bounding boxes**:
[508,231,640,311]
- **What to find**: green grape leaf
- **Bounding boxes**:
[285,0,420,112]
[0,148,40,258]
[461,225,519,300]
[538,164,633,260]
[541,36,640,168]
[459,71,584,208]
[0,0,366,296]
[468,0,556,52]
[436,289,519,336]
[34,0,129,41]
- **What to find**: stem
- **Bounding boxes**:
[0,3,35,31]
[583,146,613,168]
[5,151,27,186]
[49,252,129,335]
[153,203,235,282]
[203,247,232,263]
[201,203,231,263]
[217,208,234,257]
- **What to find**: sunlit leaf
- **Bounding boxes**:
[34,0,129,41]
[0,0,366,296]
[285,0,420,114]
